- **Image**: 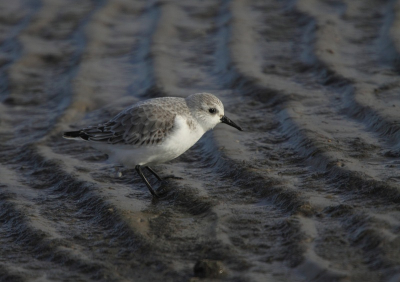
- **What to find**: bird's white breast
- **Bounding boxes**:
[160,115,205,160]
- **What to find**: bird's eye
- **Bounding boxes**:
[208,108,217,114]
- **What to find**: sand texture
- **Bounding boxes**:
[1,0,400,281]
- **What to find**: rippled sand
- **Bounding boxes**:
[1,0,400,281]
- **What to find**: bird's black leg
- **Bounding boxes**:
[135,165,159,198]
[146,166,162,181]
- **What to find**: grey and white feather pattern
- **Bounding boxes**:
[79,97,192,146]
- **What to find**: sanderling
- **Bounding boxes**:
[63,93,242,197]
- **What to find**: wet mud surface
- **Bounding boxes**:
[1,0,400,281]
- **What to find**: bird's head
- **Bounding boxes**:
[186,93,243,132]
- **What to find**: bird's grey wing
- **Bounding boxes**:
[82,104,176,145]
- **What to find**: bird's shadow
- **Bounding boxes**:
[153,176,183,199]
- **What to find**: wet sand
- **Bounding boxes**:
[1,0,400,281]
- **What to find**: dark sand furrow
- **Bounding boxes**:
[323,204,400,280]
[0,264,26,282]
[294,216,353,282]
[184,134,310,214]
[229,0,400,202]
[43,143,241,281]
[150,0,311,213]
[280,103,400,203]
[145,1,315,279]
[0,0,40,101]
[295,0,400,145]
[52,145,244,279]
[0,3,171,278]
[376,0,400,70]
[63,0,159,120]
[227,1,400,279]
[149,2,398,280]
[236,102,400,280]
[176,87,400,280]
[0,0,97,145]
[9,124,239,280]
[0,2,111,278]
[43,0,231,266]
[210,93,398,280]
[0,144,188,281]
[3,1,216,276]
[45,0,160,138]
[1,0,400,280]
[148,1,400,279]
[309,217,379,281]
[166,161,308,280]
[0,172,113,281]
[150,1,183,97]
[208,128,364,280]
[281,104,400,202]
[388,0,400,67]
[207,115,384,281]
[169,1,231,92]
[231,0,400,151]
[150,0,231,97]
[151,98,319,277]
[229,0,302,105]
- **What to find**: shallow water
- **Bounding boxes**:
[1,0,400,281]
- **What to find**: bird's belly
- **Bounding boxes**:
[106,145,180,167]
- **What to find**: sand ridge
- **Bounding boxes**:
[0,0,400,281]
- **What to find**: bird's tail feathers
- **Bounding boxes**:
[63,131,89,140]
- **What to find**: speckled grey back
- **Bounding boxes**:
[78,93,223,146]
[81,97,190,146]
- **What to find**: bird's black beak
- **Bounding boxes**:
[220,115,243,131]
